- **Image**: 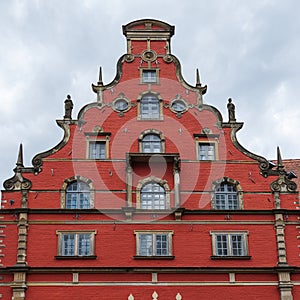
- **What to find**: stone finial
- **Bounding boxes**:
[3,144,32,190]
[277,146,284,170]
[227,98,236,122]
[196,68,201,88]
[98,66,103,86]
[16,143,24,168]
[64,95,74,120]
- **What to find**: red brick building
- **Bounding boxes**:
[1,19,299,300]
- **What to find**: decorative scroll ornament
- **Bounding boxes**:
[125,54,135,63]
[3,144,32,191]
[267,147,297,192]
[163,54,173,63]
[142,50,157,62]
[270,176,297,193]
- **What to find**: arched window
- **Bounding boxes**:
[138,129,165,153]
[142,134,162,153]
[140,94,160,119]
[141,182,166,209]
[214,183,239,210]
[66,181,90,209]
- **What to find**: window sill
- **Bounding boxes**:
[55,255,97,260]
[210,255,251,260]
[134,255,175,260]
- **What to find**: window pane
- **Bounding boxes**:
[230,234,244,256]
[215,183,238,210]
[199,143,215,160]
[142,134,161,153]
[66,182,90,209]
[156,234,168,256]
[140,234,153,256]
[62,234,75,256]
[141,182,166,209]
[216,235,228,256]
[142,70,157,83]
[141,95,160,119]
[78,234,91,256]
[89,142,106,159]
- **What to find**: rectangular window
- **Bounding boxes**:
[142,70,157,83]
[89,141,106,159]
[198,143,215,160]
[135,231,173,257]
[211,231,248,258]
[57,231,96,257]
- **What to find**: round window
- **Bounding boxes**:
[114,98,129,111]
[171,100,187,112]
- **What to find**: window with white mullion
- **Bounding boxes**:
[66,182,90,209]
[60,233,93,256]
[216,234,228,256]
[62,234,75,256]
[199,143,215,160]
[230,234,244,256]
[142,70,157,83]
[141,95,160,119]
[89,141,106,159]
[142,134,161,153]
[139,233,169,256]
[215,183,239,210]
[141,182,166,209]
[78,234,91,256]
[214,233,246,257]
[155,234,168,256]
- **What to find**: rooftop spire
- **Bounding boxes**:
[277,146,284,170]
[16,143,24,168]
[98,66,103,86]
[196,69,201,87]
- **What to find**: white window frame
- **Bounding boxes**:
[134,230,173,257]
[210,231,249,257]
[140,69,159,84]
[56,231,96,257]
[142,134,162,153]
[214,183,239,210]
[66,181,91,209]
[198,143,215,160]
[197,142,216,160]
[140,182,166,209]
[89,141,106,159]
[140,94,160,119]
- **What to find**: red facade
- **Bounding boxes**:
[0,19,299,300]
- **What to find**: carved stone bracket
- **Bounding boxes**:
[3,172,32,191]
[270,176,297,193]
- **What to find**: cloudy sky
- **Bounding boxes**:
[1,0,299,187]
